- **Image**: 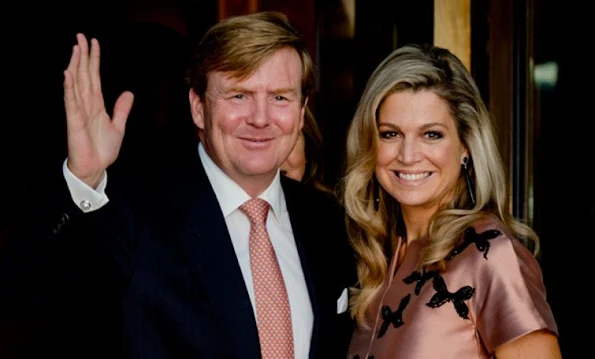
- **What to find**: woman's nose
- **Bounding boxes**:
[397,138,422,164]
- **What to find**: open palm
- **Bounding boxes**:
[63,33,134,188]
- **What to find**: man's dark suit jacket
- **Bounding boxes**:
[0,150,356,358]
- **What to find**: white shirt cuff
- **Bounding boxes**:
[62,159,109,213]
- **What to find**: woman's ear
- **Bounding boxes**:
[461,148,470,164]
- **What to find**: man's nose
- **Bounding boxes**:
[247,98,270,127]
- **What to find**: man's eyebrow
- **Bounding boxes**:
[224,86,253,94]
[270,87,298,94]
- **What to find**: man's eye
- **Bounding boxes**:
[233,94,245,99]
[274,95,288,101]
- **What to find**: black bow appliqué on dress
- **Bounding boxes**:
[426,274,474,319]
[377,293,411,338]
[446,227,501,260]
[403,269,438,295]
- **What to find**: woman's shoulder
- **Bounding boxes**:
[442,214,548,299]
[448,215,534,266]
[445,216,558,353]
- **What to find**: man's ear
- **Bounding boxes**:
[189,89,205,130]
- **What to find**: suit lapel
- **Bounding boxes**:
[164,154,260,358]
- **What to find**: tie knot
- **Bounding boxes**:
[239,198,270,225]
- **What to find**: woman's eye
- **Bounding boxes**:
[425,130,443,139]
[379,131,398,139]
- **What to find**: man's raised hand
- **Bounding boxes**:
[63,33,134,188]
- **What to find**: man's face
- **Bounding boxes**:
[190,48,306,196]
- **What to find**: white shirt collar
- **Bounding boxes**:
[198,142,285,221]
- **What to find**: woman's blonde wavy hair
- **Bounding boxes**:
[338,44,540,327]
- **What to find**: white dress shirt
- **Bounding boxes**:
[63,142,314,358]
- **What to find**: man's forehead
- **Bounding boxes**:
[208,68,302,92]
[209,49,302,82]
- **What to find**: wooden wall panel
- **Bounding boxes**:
[218,0,259,19]
[488,0,514,194]
[433,0,471,70]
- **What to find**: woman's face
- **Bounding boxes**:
[280,132,306,181]
[375,90,467,215]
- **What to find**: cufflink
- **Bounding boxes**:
[80,200,92,211]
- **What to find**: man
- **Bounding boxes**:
[0,12,355,358]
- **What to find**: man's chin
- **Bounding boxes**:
[234,162,278,177]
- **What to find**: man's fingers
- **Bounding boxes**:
[66,44,80,103]
[89,38,102,94]
[66,43,80,77]
[76,33,92,99]
[112,91,134,134]
[63,69,79,122]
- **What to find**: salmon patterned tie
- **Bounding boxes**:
[239,198,294,359]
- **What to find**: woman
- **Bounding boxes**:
[340,44,561,358]
[281,106,333,194]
